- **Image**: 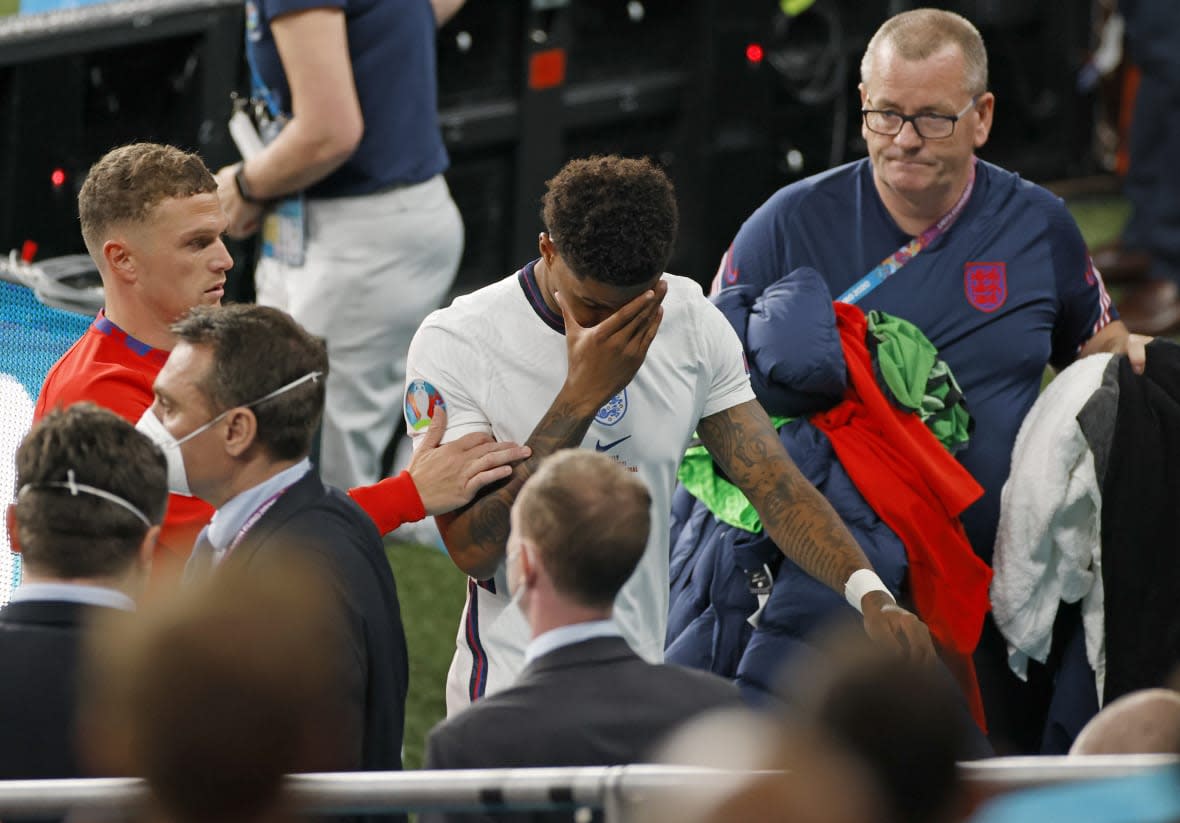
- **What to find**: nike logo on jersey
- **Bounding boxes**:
[595,435,632,453]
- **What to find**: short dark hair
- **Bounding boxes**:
[78,143,218,259]
[15,403,167,578]
[541,155,678,287]
[515,450,651,608]
[171,305,328,461]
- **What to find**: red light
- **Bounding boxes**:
[746,43,764,64]
[50,168,67,187]
[528,48,567,90]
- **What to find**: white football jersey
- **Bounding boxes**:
[404,262,754,715]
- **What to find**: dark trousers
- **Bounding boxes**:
[1121,0,1180,284]
[974,604,1096,755]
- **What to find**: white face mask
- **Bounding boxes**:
[135,406,208,497]
[504,539,531,614]
[135,371,322,498]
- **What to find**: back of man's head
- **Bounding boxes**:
[1070,688,1180,756]
[541,155,678,288]
[13,403,167,580]
[171,304,328,461]
[78,142,218,263]
[82,557,347,823]
[861,8,988,97]
[516,449,651,608]
[647,709,881,823]
[779,631,978,823]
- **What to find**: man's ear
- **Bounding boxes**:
[518,539,539,589]
[102,238,136,284]
[972,91,996,149]
[138,524,161,573]
[6,503,21,554]
[538,232,557,266]
[222,407,258,458]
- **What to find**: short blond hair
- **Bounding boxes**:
[516,450,652,608]
[861,9,988,97]
[78,142,217,258]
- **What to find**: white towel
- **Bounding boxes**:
[991,354,1111,703]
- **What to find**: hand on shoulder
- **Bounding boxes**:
[407,407,531,515]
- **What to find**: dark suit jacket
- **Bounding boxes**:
[0,599,120,779]
[222,469,409,778]
[423,636,743,823]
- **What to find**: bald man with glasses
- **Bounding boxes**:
[714,8,1146,755]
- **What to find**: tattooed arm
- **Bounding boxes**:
[436,280,666,580]
[697,400,934,660]
[435,393,599,579]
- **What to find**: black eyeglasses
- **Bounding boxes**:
[861,96,979,140]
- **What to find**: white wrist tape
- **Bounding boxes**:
[844,568,896,614]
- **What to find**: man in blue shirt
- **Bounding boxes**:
[717,8,1147,752]
[216,0,466,491]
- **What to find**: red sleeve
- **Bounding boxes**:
[347,471,426,535]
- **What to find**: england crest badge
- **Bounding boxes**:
[964,262,1007,312]
[595,389,628,426]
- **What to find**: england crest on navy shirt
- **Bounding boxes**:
[964,262,1007,313]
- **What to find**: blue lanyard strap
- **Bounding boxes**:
[838,158,977,305]
[244,3,284,119]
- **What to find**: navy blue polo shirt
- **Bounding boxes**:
[246,0,448,197]
[721,158,1115,561]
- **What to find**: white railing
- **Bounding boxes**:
[959,753,1179,789]
[0,765,751,821]
[0,757,1174,820]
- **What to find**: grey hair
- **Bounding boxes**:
[861,8,988,97]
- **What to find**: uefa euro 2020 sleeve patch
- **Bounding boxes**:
[405,379,446,431]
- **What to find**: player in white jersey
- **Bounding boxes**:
[403,156,934,715]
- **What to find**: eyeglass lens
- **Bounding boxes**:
[864,111,956,139]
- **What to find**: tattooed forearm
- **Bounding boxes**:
[465,494,513,553]
[437,398,598,579]
[698,400,871,590]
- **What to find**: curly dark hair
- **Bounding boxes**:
[541,155,678,287]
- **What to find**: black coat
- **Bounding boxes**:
[1101,339,1180,704]
[221,470,410,777]
[0,599,113,781]
[423,635,742,823]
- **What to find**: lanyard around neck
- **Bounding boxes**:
[225,486,289,556]
[837,158,978,305]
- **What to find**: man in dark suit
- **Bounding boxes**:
[423,450,742,820]
[1,403,167,781]
[141,303,408,782]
